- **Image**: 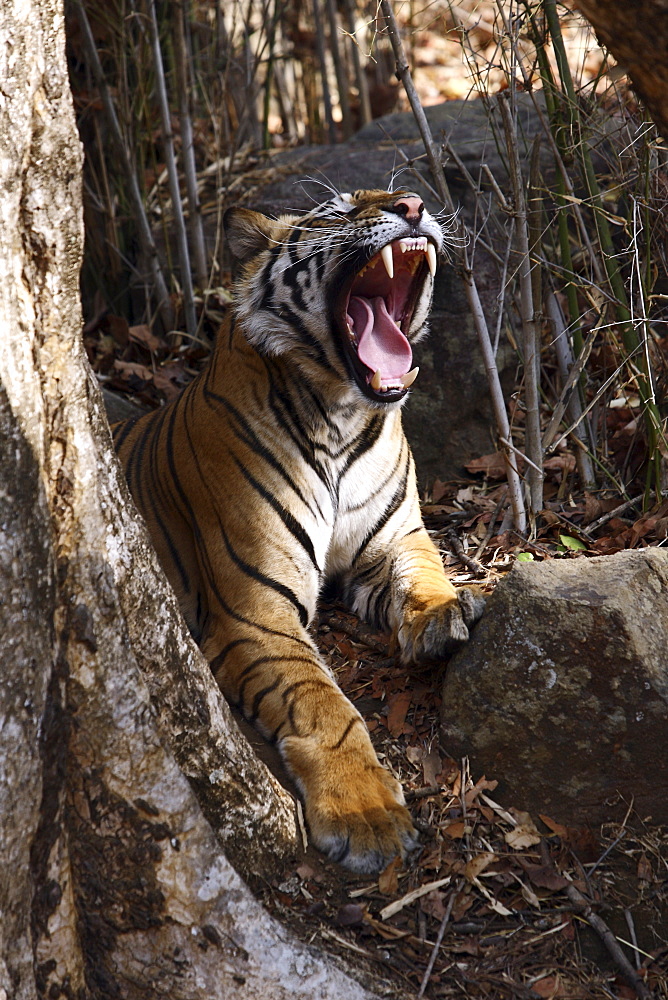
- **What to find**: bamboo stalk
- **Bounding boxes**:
[262,0,278,149]
[543,0,664,499]
[380,0,526,533]
[498,92,543,516]
[146,0,197,339]
[325,0,353,139]
[344,0,372,126]
[174,0,208,291]
[312,0,337,143]
[73,0,174,332]
[546,292,596,488]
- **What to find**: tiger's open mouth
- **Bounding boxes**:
[337,238,436,403]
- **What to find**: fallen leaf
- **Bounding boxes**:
[464,775,498,808]
[129,323,163,352]
[422,750,442,787]
[518,861,569,891]
[420,889,447,920]
[431,478,448,503]
[539,814,569,838]
[558,533,587,551]
[465,451,511,479]
[505,812,541,850]
[450,889,474,921]
[544,454,576,480]
[386,690,412,737]
[637,853,653,884]
[114,359,154,382]
[103,313,130,346]
[532,974,565,998]
[378,856,400,895]
[406,745,424,765]
[518,877,541,908]
[444,820,467,839]
[465,852,497,881]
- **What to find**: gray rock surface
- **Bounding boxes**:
[440,548,668,825]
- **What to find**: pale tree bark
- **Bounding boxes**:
[0,2,377,997]
[574,0,668,141]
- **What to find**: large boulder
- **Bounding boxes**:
[440,548,668,825]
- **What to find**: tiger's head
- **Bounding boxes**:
[224,188,449,406]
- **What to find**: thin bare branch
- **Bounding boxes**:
[380,0,527,533]
[146,0,197,338]
[73,0,174,332]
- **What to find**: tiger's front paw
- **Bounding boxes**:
[302,755,419,874]
[398,586,485,665]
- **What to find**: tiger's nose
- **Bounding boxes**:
[393,196,424,221]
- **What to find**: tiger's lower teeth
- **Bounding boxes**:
[368,369,419,392]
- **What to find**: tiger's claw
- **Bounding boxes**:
[399,587,486,665]
[306,767,419,875]
[290,743,419,873]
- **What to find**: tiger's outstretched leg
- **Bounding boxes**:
[344,525,485,667]
[391,529,485,664]
[201,620,418,874]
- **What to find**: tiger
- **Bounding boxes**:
[112,188,484,874]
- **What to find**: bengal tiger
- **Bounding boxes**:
[112,188,484,874]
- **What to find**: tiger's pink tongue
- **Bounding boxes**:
[347,296,412,379]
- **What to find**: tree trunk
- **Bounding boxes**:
[0,2,376,996]
[575,0,668,141]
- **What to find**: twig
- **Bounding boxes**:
[544,293,596,490]
[320,927,375,958]
[625,909,641,970]
[343,0,371,125]
[174,1,208,290]
[73,0,174,332]
[564,883,652,999]
[498,91,543,516]
[318,614,388,654]
[441,528,487,578]
[146,0,198,338]
[312,0,336,143]
[473,487,508,559]
[381,0,527,534]
[325,0,353,139]
[499,437,541,476]
[417,888,456,998]
[379,877,451,921]
[405,785,442,802]
[582,495,644,536]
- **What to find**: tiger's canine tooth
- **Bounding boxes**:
[400,367,419,388]
[370,369,383,391]
[426,243,437,277]
[380,244,394,279]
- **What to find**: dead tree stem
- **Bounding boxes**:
[73,0,174,332]
[498,92,544,516]
[174,1,208,291]
[380,0,527,533]
[146,0,198,338]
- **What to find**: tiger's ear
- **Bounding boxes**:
[224,207,279,263]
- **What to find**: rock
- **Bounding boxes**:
[440,548,668,826]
